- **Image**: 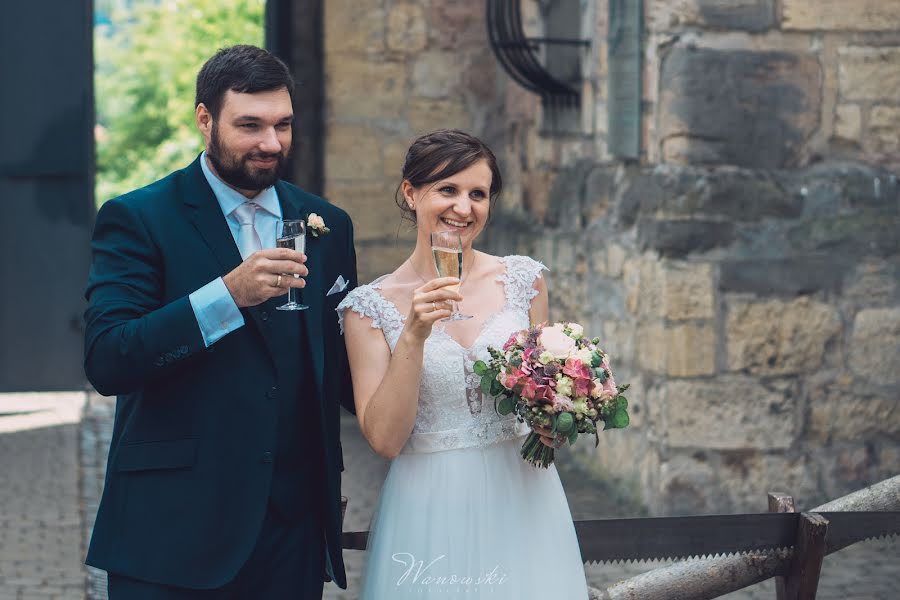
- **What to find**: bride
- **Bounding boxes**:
[337,129,589,598]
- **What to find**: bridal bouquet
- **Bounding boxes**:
[474,322,630,468]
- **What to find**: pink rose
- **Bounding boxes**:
[539,325,577,359]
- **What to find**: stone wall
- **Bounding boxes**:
[322,0,510,282]
[321,1,900,512]
[479,1,900,513]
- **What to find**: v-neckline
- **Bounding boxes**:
[371,258,513,352]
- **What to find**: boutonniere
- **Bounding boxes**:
[306,213,330,238]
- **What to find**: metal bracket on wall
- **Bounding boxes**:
[487,0,590,112]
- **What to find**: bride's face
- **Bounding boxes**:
[404,159,493,247]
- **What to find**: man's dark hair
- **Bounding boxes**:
[195,45,295,118]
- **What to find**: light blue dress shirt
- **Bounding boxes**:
[188,152,283,347]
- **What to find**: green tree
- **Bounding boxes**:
[95,0,264,204]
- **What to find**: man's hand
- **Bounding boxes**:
[223,248,308,308]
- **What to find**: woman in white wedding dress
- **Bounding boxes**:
[337,129,588,599]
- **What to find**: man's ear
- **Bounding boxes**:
[195,103,213,140]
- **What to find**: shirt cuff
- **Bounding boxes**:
[189,277,245,347]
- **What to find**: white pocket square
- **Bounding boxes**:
[327,275,349,296]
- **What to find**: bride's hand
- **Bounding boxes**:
[404,277,462,342]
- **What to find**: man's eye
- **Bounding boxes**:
[240,123,258,129]
[276,123,291,130]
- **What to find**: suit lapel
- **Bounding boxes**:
[276,184,326,393]
[181,156,243,276]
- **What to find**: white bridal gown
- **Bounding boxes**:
[338,256,589,599]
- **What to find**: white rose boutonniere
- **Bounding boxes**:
[306,213,330,237]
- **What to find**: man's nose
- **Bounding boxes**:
[258,128,281,153]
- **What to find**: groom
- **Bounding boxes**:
[84,45,357,597]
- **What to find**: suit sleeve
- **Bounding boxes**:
[335,213,358,415]
[83,198,207,396]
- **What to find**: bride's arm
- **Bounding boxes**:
[529,272,549,325]
[344,277,462,459]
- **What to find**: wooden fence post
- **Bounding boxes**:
[768,492,796,600]
[784,512,829,600]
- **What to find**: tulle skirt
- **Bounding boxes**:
[359,436,589,599]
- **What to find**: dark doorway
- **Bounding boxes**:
[0,1,95,391]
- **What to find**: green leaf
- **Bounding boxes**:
[596,369,608,383]
[616,395,628,411]
[480,376,493,395]
[497,396,515,415]
[611,408,630,429]
[556,412,575,434]
[490,379,504,396]
[568,429,578,446]
[591,352,602,368]
[473,360,488,376]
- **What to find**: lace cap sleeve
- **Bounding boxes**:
[336,284,404,335]
[498,255,548,314]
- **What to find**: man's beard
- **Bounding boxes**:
[207,125,290,191]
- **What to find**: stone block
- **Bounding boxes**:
[387,2,427,53]
[325,179,405,242]
[429,0,487,50]
[843,261,899,307]
[719,257,847,295]
[868,105,900,155]
[838,47,900,102]
[623,256,662,317]
[833,104,862,142]
[408,97,472,133]
[658,453,719,514]
[650,0,775,32]
[665,378,796,450]
[849,308,900,385]
[326,56,407,120]
[784,0,900,31]
[718,452,821,512]
[788,213,900,257]
[665,323,717,377]
[663,262,716,321]
[808,374,900,443]
[637,218,736,257]
[726,296,841,375]
[324,123,383,181]
[324,1,385,54]
[412,51,463,99]
[353,238,416,283]
[636,321,667,373]
[659,46,822,168]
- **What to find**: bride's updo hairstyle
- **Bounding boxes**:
[395,129,503,224]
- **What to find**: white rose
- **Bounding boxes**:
[308,213,325,229]
[540,325,577,359]
[567,323,584,339]
[576,348,594,365]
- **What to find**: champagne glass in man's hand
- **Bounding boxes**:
[276,219,308,311]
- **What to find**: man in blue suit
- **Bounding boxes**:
[84,45,357,598]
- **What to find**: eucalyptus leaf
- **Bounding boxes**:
[497,396,515,415]
[611,408,630,429]
[616,396,628,411]
[473,360,488,376]
[480,376,493,395]
[568,429,578,445]
[490,379,504,396]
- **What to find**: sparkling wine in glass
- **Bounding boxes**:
[430,231,472,321]
[276,219,308,311]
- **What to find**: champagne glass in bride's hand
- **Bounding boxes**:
[276,219,308,311]
[430,231,472,321]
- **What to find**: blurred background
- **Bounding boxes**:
[1,0,898,598]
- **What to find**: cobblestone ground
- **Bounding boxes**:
[2,393,895,600]
[0,393,86,600]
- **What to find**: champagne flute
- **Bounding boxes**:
[276,219,308,311]
[430,231,472,321]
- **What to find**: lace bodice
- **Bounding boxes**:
[337,255,547,454]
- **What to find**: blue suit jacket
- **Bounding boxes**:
[83,155,357,589]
